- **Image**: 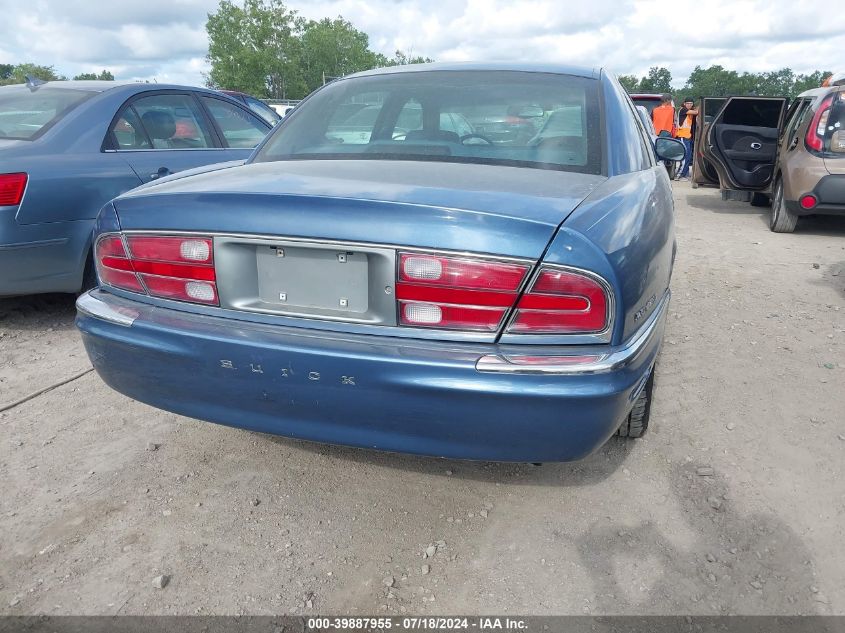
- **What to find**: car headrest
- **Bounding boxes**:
[141,110,176,140]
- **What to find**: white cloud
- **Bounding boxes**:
[0,0,841,87]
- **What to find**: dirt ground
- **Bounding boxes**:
[1,181,844,616]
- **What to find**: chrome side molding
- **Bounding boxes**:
[76,291,139,327]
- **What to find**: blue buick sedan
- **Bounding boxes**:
[0,80,272,296]
[76,63,685,462]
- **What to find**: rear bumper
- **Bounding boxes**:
[76,289,668,462]
[788,174,845,217]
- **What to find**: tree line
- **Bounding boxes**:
[619,65,832,99]
[204,0,431,100]
[3,1,831,103]
[0,63,113,86]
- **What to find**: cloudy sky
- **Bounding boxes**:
[0,0,841,87]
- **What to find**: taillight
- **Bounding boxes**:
[0,173,27,206]
[397,252,529,331]
[506,267,610,334]
[799,194,818,209]
[95,233,218,305]
[806,94,834,152]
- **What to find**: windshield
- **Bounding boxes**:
[254,70,602,174]
[0,86,95,140]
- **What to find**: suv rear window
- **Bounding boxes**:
[255,70,602,174]
[0,86,95,140]
[826,92,845,154]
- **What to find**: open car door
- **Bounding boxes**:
[691,97,726,187]
[703,96,788,199]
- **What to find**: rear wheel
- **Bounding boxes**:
[617,369,654,439]
[770,179,797,233]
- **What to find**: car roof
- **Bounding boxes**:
[796,86,840,99]
[343,62,601,81]
[0,80,221,96]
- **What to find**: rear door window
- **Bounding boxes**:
[110,108,151,149]
[782,98,810,148]
[118,93,215,149]
[200,96,269,148]
[244,96,281,126]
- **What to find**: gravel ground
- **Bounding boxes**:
[1,181,844,616]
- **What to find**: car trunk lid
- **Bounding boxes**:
[110,160,605,339]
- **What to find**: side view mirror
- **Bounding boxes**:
[654,137,686,161]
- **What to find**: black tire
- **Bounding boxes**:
[750,192,770,207]
[617,369,654,439]
[770,179,797,233]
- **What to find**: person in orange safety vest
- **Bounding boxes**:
[651,94,676,137]
[676,97,698,180]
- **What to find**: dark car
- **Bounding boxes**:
[218,90,281,126]
[76,63,685,462]
[0,81,273,296]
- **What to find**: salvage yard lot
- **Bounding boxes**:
[1,182,844,615]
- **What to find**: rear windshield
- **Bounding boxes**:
[0,86,95,140]
[254,70,602,174]
[826,92,845,155]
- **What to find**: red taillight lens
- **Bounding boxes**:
[95,233,218,305]
[806,94,834,152]
[126,236,213,264]
[400,254,527,290]
[0,173,27,206]
[800,194,818,209]
[507,267,610,334]
[397,252,529,331]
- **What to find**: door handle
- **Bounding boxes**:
[149,167,171,180]
[750,142,762,150]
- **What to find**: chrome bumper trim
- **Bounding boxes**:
[476,291,669,375]
[76,291,139,327]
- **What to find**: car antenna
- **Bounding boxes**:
[25,74,47,90]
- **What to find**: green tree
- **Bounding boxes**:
[0,63,64,86]
[299,17,382,91]
[205,0,306,99]
[683,65,831,98]
[0,64,13,81]
[205,0,433,99]
[387,50,434,66]
[683,65,743,97]
[617,74,640,93]
[73,70,115,81]
[638,67,672,94]
[793,70,831,96]
[755,68,794,96]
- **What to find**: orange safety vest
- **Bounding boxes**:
[676,113,693,139]
[652,104,675,137]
